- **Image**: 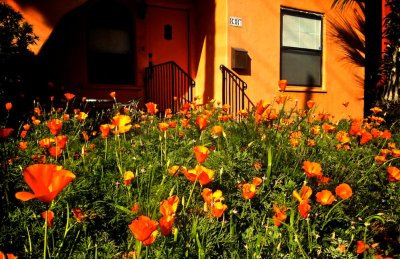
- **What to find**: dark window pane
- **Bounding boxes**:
[281,48,321,86]
[88,52,134,84]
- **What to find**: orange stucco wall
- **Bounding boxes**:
[4,0,366,119]
[226,0,365,119]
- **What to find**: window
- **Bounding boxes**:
[280,8,323,87]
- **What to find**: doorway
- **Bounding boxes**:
[146,6,189,72]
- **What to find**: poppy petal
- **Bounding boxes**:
[15,191,36,201]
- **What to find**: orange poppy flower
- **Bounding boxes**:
[253,162,262,170]
[252,177,262,186]
[387,166,400,182]
[195,114,208,130]
[112,114,132,134]
[168,121,177,128]
[238,109,248,117]
[370,107,382,114]
[0,252,17,259]
[293,186,313,218]
[275,94,288,105]
[273,204,287,226]
[293,185,312,203]
[49,146,62,158]
[72,208,86,223]
[75,112,88,121]
[160,195,179,217]
[255,100,270,115]
[335,183,353,200]
[289,138,300,147]
[33,107,42,116]
[180,119,190,128]
[201,188,213,205]
[211,201,227,218]
[278,79,287,91]
[142,230,158,246]
[310,126,321,135]
[158,122,169,132]
[15,164,76,204]
[371,128,382,138]
[302,161,323,178]
[204,109,213,117]
[0,128,14,139]
[47,119,63,135]
[19,141,28,150]
[242,183,257,200]
[23,124,30,131]
[20,130,27,139]
[167,165,180,176]
[298,201,311,219]
[145,102,158,115]
[322,123,336,133]
[306,100,316,109]
[317,175,331,185]
[128,215,159,242]
[164,108,172,118]
[110,91,116,99]
[123,171,135,185]
[265,109,278,121]
[184,165,214,185]
[99,124,111,138]
[159,215,174,236]
[336,131,350,144]
[64,93,75,101]
[381,129,392,140]
[356,240,369,254]
[360,131,372,145]
[222,104,231,112]
[307,139,316,147]
[374,155,386,165]
[41,210,55,227]
[63,114,70,121]
[55,135,68,149]
[5,102,12,111]
[193,146,210,164]
[315,190,335,205]
[337,244,346,252]
[211,125,223,138]
[131,203,140,214]
[39,138,55,149]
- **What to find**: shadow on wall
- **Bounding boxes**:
[194,0,216,102]
[327,3,365,88]
[34,0,138,102]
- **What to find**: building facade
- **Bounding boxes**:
[5,0,378,118]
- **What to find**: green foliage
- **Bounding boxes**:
[0,95,400,258]
[0,2,38,119]
[380,0,400,101]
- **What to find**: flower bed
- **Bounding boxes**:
[0,92,399,258]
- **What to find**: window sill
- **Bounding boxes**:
[284,86,326,93]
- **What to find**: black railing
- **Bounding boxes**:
[220,65,254,115]
[145,61,195,113]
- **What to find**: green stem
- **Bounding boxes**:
[44,210,48,259]
[26,225,32,254]
[183,178,198,212]
[321,199,344,230]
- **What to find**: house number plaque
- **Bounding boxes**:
[229,17,243,27]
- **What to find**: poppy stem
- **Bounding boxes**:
[43,210,48,259]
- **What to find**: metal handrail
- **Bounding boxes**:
[145,61,195,113]
[220,65,254,116]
